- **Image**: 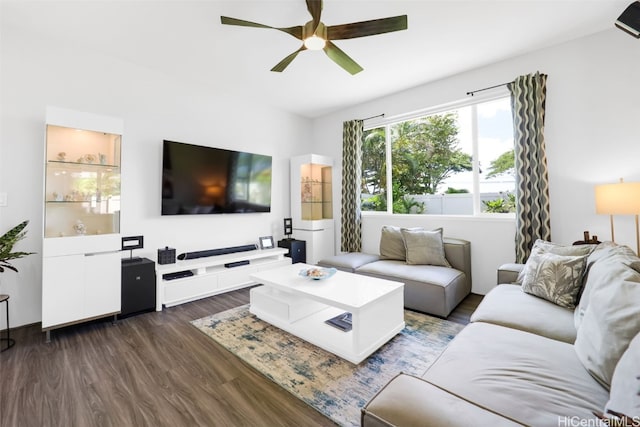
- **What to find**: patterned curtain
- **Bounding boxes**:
[341,120,363,252]
[508,72,551,263]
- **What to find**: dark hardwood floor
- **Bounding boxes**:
[0,288,482,427]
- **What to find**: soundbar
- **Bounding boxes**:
[177,244,258,261]
[224,260,250,268]
[162,270,194,280]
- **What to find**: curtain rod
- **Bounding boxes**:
[466,81,512,96]
[360,113,385,121]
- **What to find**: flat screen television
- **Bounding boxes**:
[161,140,272,215]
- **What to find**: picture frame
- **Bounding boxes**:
[121,235,144,251]
[259,236,274,250]
[284,217,293,237]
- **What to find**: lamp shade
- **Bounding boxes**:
[595,182,640,215]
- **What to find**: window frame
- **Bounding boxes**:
[362,88,514,217]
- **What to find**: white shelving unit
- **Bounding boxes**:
[41,107,123,340]
[290,154,335,264]
[156,248,291,310]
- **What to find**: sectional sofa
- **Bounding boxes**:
[318,226,471,317]
[361,241,640,426]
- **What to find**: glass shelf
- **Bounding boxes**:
[300,163,333,221]
[47,160,120,169]
[44,124,121,238]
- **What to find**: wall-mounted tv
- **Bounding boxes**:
[161,140,272,215]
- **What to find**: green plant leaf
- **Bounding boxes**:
[0,220,34,274]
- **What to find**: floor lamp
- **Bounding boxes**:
[595,180,640,255]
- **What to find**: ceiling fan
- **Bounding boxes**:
[220,0,408,75]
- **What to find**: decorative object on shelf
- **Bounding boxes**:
[73,219,86,235]
[121,235,144,263]
[572,231,601,246]
[298,266,336,280]
[301,177,313,202]
[259,236,274,249]
[56,152,66,161]
[0,220,34,274]
[99,153,107,165]
[284,217,293,238]
[157,246,176,265]
[84,154,96,164]
[595,178,640,254]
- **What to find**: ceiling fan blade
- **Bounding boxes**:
[323,41,363,75]
[221,16,303,39]
[306,0,323,32]
[327,15,407,40]
[271,46,307,73]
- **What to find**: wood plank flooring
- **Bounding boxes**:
[0,288,482,427]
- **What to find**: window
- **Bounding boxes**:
[361,95,515,215]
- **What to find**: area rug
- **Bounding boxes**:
[191,305,464,427]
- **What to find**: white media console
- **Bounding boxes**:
[155,248,291,310]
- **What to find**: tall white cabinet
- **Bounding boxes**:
[290,154,335,264]
[41,107,123,340]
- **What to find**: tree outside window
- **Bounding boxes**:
[361,96,515,215]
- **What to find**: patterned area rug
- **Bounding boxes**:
[191,305,464,427]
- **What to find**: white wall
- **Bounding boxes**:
[0,25,313,327]
[311,28,640,295]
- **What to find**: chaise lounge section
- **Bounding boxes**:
[318,226,471,318]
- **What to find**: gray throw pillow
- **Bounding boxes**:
[517,239,596,284]
[379,226,421,261]
[401,228,451,267]
[520,252,588,308]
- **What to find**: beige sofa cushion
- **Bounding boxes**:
[423,322,609,425]
[605,332,640,418]
[470,284,576,343]
[361,373,521,427]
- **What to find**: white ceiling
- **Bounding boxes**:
[2,0,631,118]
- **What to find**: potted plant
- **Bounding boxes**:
[0,220,34,274]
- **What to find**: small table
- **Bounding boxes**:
[0,295,15,352]
[249,263,405,364]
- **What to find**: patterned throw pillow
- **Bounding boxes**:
[520,252,588,308]
[517,239,596,284]
[401,228,451,267]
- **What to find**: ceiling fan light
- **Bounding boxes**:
[304,35,326,50]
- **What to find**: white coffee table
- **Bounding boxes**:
[249,263,405,364]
